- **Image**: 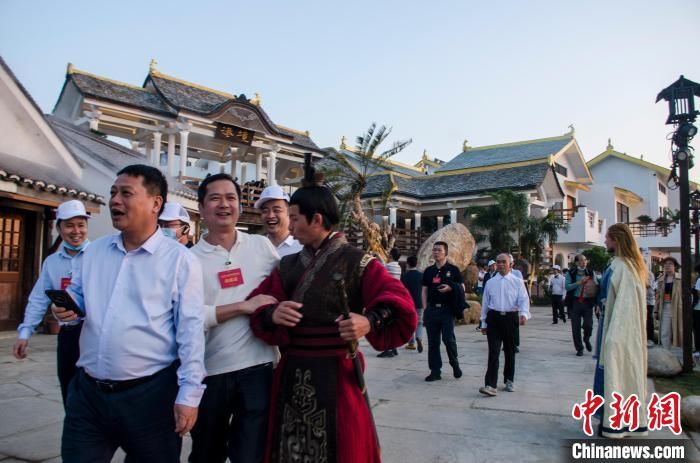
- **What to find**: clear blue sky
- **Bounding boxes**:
[2,0,700,180]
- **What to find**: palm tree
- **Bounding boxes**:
[520,212,566,294]
[464,190,529,255]
[321,123,411,261]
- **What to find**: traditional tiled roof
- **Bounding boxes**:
[69,71,176,116]
[364,163,552,199]
[436,134,573,172]
[48,116,197,201]
[322,149,425,178]
[148,73,230,114]
[0,154,106,205]
[59,64,321,152]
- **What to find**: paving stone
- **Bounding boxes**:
[0,383,40,400]
[0,306,696,462]
[0,421,61,461]
[0,397,63,439]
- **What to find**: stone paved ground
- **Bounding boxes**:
[0,305,698,462]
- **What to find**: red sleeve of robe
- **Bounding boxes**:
[362,258,417,351]
[249,268,292,346]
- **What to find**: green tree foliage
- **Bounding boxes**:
[321,123,411,261]
[464,190,529,254]
[582,246,612,273]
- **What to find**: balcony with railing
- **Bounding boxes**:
[344,226,432,256]
[550,206,606,245]
[627,220,681,250]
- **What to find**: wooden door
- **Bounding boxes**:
[0,210,25,330]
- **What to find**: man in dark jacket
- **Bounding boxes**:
[422,241,464,382]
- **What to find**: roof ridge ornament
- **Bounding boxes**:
[149,58,158,73]
[340,136,347,150]
[250,92,262,106]
[567,124,575,136]
[607,138,614,151]
[422,149,429,160]
[66,62,74,75]
[462,139,470,151]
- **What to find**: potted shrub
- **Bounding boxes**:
[43,309,60,335]
[636,214,653,224]
[655,216,672,236]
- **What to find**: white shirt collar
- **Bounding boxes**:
[110,227,164,255]
[198,230,249,254]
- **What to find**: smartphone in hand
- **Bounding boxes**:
[45,289,85,318]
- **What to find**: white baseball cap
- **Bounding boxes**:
[254,185,290,209]
[552,264,561,271]
[487,260,496,266]
[159,202,191,224]
[56,200,90,221]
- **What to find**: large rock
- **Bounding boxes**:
[417,223,475,272]
[463,301,481,324]
[464,263,480,293]
[647,347,683,377]
[681,396,700,431]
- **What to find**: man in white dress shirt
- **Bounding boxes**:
[255,185,303,258]
[479,253,531,396]
[53,164,206,462]
[189,174,280,463]
[549,264,567,324]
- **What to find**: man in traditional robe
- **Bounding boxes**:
[593,223,648,438]
[249,177,416,463]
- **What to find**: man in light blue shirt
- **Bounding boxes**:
[13,199,90,405]
[53,164,206,463]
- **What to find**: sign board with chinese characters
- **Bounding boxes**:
[214,123,255,146]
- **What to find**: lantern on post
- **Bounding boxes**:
[656,76,700,373]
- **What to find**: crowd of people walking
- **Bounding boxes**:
[10,162,700,461]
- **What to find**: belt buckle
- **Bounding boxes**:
[95,380,115,392]
[500,311,506,316]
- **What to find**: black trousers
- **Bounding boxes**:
[62,363,181,463]
[57,322,82,406]
[693,310,700,352]
[551,295,565,323]
[189,363,273,463]
[485,310,518,388]
[646,305,656,342]
[424,306,459,375]
[571,298,594,353]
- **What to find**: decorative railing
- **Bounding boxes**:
[550,208,576,224]
[626,221,676,237]
[344,227,432,255]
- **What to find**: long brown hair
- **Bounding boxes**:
[607,223,646,283]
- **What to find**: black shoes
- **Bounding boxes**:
[425,373,441,382]
[576,350,584,357]
[378,349,398,358]
[585,340,592,352]
[416,338,423,353]
[453,365,463,379]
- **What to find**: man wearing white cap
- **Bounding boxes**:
[159,201,192,246]
[13,199,90,406]
[549,265,567,324]
[254,185,302,258]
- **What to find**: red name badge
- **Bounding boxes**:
[218,268,244,289]
[60,278,71,290]
[432,276,441,284]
